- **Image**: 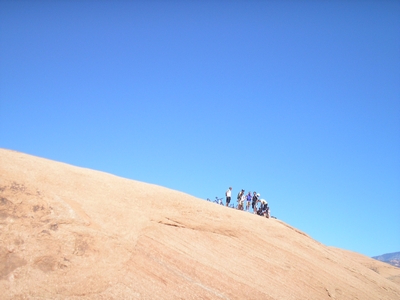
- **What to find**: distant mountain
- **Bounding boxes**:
[373,252,400,268]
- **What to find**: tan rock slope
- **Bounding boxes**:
[1,149,399,299]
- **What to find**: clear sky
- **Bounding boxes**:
[1,1,399,257]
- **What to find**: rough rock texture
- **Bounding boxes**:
[1,149,399,299]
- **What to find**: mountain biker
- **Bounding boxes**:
[252,192,259,213]
[225,187,232,207]
[259,199,269,218]
[246,192,252,211]
[237,189,245,210]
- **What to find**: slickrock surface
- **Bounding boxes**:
[1,149,399,299]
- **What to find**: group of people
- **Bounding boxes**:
[225,187,271,218]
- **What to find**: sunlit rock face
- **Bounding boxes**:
[1,149,400,299]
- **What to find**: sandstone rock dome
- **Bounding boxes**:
[1,149,399,299]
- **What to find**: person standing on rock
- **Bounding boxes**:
[246,191,252,211]
[252,192,259,213]
[237,189,245,210]
[225,187,232,207]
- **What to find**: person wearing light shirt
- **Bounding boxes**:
[225,187,232,207]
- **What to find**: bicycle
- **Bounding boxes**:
[206,197,224,206]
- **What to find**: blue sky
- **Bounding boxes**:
[1,1,399,257]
